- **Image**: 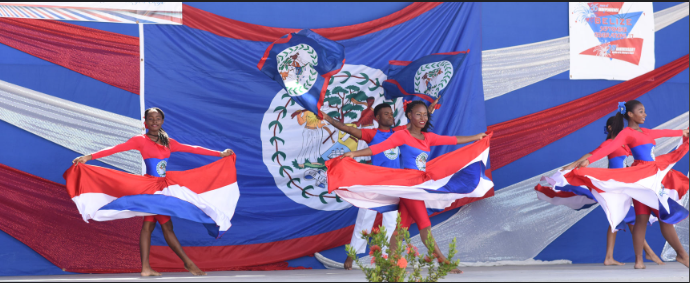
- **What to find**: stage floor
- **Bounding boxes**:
[1,263,687,282]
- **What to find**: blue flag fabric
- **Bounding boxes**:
[258,29,345,117]
[142,2,484,266]
[383,51,468,108]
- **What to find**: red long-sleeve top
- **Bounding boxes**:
[92,135,220,160]
[587,128,683,163]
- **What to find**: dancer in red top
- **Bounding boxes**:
[568,100,689,269]
[552,117,663,266]
[73,107,234,276]
[341,101,487,274]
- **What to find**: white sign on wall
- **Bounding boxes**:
[569,2,655,80]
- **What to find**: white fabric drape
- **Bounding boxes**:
[0,79,142,174]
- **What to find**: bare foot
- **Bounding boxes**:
[645,253,665,265]
[603,258,625,266]
[344,256,354,270]
[141,267,161,277]
[184,263,207,276]
[633,262,646,269]
[449,268,463,274]
[677,255,689,268]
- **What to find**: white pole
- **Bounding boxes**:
[139,22,146,176]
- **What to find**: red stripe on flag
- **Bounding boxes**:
[432,49,470,56]
[383,79,435,103]
[317,59,347,119]
[389,60,412,66]
[257,33,292,70]
[534,184,580,198]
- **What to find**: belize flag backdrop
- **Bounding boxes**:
[141,2,484,269]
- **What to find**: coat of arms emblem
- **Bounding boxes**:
[277,44,319,96]
[414,60,454,98]
[261,65,405,210]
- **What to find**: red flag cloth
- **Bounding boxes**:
[487,54,689,170]
[0,163,307,273]
[0,18,139,94]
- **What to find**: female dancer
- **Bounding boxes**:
[340,100,487,274]
[542,116,663,266]
[72,107,234,276]
[568,100,689,269]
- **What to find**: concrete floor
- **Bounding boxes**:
[1,263,687,282]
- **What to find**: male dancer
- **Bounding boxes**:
[321,104,403,269]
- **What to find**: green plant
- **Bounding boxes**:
[345,214,460,282]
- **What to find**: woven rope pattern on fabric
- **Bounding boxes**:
[487,55,689,171]
[0,79,142,174]
[0,17,139,94]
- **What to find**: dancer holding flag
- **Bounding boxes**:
[327,101,492,274]
[561,100,689,269]
[535,116,663,266]
[68,107,237,276]
[321,103,405,270]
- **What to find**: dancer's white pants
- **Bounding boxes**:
[350,208,398,254]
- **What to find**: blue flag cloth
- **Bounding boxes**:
[383,51,469,107]
[258,29,345,118]
[140,2,484,266]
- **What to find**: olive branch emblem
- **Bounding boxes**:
[414,61,453,98]
[277,44,319,96]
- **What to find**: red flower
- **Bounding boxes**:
[437,257,444,264]
[369,245,381,256]
[424,256,432,263]
[397,257,408,269]
[383,255,388,260]
[361,230,369,237]
[371,227,380,235]
[406,245,419,257]
[371,257,376,264]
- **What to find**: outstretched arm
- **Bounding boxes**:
[169,139,227,157]
[563,153,592,171]
[456,133,487,145]
[321,111,362,139]
[73,137,140,164]
[646,128,687,139]
[341,148,373,159]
